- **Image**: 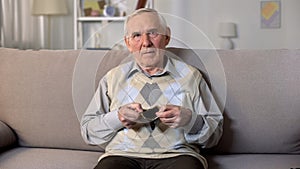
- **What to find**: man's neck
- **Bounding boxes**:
[142,67,164,76]
[138,56,167,76]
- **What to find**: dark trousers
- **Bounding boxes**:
[94,155,205,169]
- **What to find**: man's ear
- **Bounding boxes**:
[124,36,133,52]
[165,27,171,45]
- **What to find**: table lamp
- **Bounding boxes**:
[218,22,237,49]
[32,0,68,49]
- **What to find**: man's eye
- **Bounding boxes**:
[148,31,158,37]
[132,34,141,38]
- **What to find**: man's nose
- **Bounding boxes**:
[141,34,152,47]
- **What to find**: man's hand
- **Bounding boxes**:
[156,105,192,128]
[118,103,143,129]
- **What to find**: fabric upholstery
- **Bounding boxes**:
[0,48,99,151]
[0,121,16,150]
[213,49,300,154]
[206,154,300,169]
[0,147,101,169]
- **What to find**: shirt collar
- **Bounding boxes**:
[127,56,182,78]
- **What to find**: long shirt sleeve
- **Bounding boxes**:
[81,76,123,148]
[184,77,223,148]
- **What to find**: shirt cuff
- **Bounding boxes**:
[104,109,124,131]
[183,111,204,134]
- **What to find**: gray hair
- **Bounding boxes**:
[124,8,168,36]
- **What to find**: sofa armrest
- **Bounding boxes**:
[0,121,17,151]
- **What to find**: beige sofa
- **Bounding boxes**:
[0,47,299,169]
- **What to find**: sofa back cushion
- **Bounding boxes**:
[0,48,99,151]
[1,48,300,154]
[167,49,300,154]
[214,49,300,154]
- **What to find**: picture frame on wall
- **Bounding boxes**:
[261,1,281,29]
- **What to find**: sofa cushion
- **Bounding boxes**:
[0,48,99,151]
[0,147,101,169]
[0,121,16,149]
[206,154,300,169]
[213,49,300,154]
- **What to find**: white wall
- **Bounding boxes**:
[155,0,300,49]
[55,0,300,49]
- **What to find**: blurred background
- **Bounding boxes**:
[0,0,299,50]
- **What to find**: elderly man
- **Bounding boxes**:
[81,8,223,169]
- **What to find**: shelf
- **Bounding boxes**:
[77,16,126,22]
[74,0,154,49]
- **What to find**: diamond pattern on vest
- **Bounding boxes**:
[140,82,162,106]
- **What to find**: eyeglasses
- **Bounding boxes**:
[127,30,163,42]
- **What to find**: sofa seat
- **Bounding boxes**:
[206,154,300,169]
[0,147,102,169]
[2,148,299,169]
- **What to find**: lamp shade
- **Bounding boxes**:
[32,0,68,15]
[218,22,237,38]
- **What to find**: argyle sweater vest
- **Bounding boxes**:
[104,58,202,155]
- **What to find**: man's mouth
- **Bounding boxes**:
[141,49,155,55]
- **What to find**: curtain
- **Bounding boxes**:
[0,0,44,49]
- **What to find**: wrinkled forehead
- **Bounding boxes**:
[126,12,165,34]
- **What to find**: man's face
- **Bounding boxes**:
[124,12,170,69]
